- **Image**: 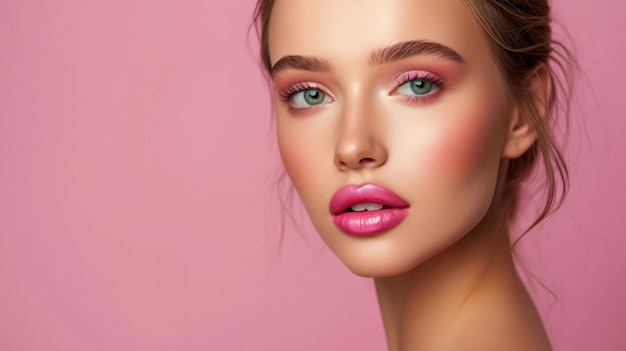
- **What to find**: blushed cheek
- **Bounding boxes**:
[423,72,511,182]
[427,112,506,187]
[277,130,316,191]
[277,128,333,230]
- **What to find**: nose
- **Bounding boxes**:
[333,108,388,171]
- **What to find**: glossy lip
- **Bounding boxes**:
[329,184,410,236]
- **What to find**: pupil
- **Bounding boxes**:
[304,89,324,105]
[411,79,432,94]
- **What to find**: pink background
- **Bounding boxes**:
[0,1,624,350]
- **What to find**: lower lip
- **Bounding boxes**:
[332,208,410,236]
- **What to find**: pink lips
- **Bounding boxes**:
[329,184,410,236]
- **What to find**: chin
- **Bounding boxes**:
[332,244,437,279]
[322,217,486,280]
[342,259,421,278]
[346,265,407,279]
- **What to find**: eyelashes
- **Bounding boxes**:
[279,82,318,102]
[278,81,334,114]
[278,82,331,110]
[278,70,444,112]
[393,70,444,102]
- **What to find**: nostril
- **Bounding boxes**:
[338,156,384,170]
[334,143,388,170]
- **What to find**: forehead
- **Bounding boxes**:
[268,0,492,69]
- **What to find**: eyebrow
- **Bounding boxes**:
[271,55,330,78]
[369,40,465,65]
[270,40,465,78]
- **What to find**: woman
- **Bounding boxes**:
[253,0,573,349]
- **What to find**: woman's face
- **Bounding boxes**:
[269,0,519,277]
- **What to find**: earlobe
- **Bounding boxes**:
[502,65,552,159]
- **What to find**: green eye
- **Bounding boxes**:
[303,89,326,105]
[290,88,331,108]
[409,79,434,95]
[394,71,443,101]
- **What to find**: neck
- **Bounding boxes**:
[374,207,552,351]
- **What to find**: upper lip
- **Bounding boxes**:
[329,184,410,215]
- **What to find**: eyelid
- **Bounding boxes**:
[278,81,334,112]
[279,81,331,101]
[391,70,444,102]
[394,70,444,87]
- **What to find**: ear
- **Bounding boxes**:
[502,64,552,159]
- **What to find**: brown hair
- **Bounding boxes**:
[253,0,574,240]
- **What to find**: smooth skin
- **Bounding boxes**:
[268,0,552,349]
